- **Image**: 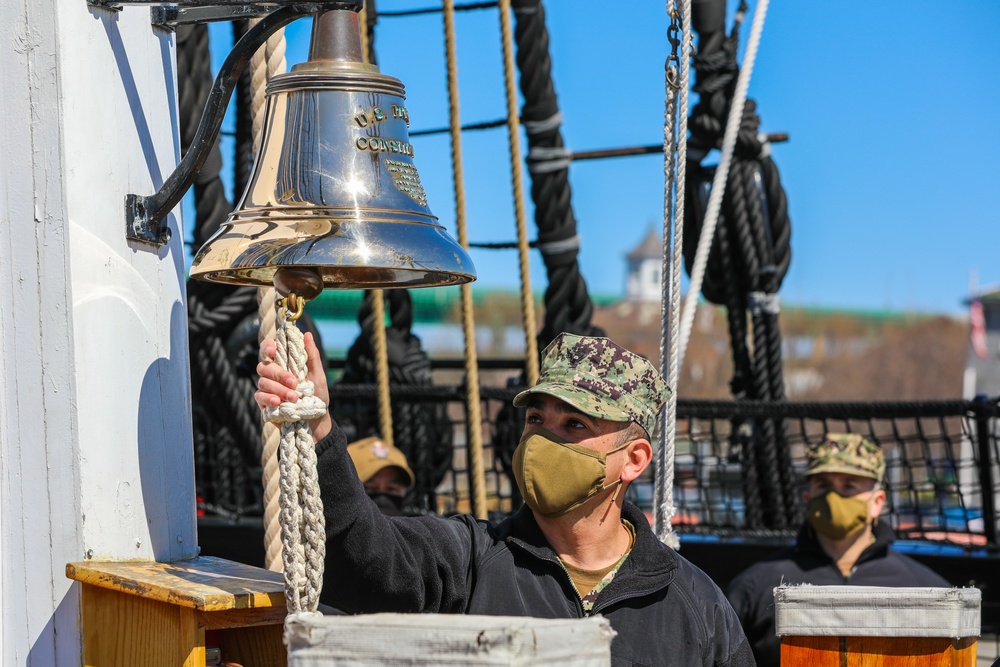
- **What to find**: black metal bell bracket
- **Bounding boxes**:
[84,1,363,246]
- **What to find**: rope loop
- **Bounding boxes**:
[263,381,328,424]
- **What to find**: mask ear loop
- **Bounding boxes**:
[609,479,623,504]
[606,439,632,505]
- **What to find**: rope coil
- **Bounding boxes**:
[681,0,796,530]
[677,0,770,371]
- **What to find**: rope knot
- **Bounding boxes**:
[264,381,328,425]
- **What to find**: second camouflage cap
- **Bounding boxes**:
[513,333,669,436]
[805,433,885,482]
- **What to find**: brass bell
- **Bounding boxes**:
[190,8,476,292]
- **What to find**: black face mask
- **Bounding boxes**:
[369,493,405,516]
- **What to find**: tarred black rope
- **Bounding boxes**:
[709,215,767,526]
[684,0,796,529]
[713,214,753,399]
[187,286,259,336]
[200,315,260,452]
[486,0,605,490]
[510,0,604,351]
[188,284,262,511]
[727,157,796,524]
[733,421,763,528]
[735,158,789,527]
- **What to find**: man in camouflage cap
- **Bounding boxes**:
[805,433,886,482]
[256,331,754,666]
[727,433,948,667]
[513,332,668,437]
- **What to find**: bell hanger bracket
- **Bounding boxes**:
[87,1,362,29]
[100,0,362,246]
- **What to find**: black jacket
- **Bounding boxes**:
[725,522,950,667]
[316,423,755,667]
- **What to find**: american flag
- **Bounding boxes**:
[970,297,988,360]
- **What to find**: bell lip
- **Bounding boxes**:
[190,266,477,290]
[189,216,478,290]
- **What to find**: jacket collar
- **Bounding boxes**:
[502,502,679,597]
[795,519,894,564]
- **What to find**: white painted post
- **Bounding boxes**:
[1,1,196,664]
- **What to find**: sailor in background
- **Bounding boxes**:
[346,436,415,516]
[726,434,950,667]
[256,331,754,666]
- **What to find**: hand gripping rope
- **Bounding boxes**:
[263,295,328,613]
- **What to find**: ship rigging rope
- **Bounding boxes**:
[677,0,769,371]
[498,0,540,385]
[371,289,396,447]
[361,13,398,453]
[443,0,489,519]
[683,0,795,529]
[263,305,328,613]
[249,20,289,573]
[511,0,605,351]
[654,0,693,549]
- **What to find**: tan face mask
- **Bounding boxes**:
[806,490,870,540]
[512,427,628,518]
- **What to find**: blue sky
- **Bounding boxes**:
[195,1,1000,315]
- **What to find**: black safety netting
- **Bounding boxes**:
[194,386,1000,551]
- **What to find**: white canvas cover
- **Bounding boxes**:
[774,585,980,638]
[285,612,615,666]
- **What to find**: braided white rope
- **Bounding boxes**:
[655,0,692,549]
[676,0,770,372]
[259,290,283,572]
[251,26,286,142]
[250,22,288,573]
[263,313,327,613]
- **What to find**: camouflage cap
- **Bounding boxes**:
[805,433,885,482]
[513,333,670,437]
